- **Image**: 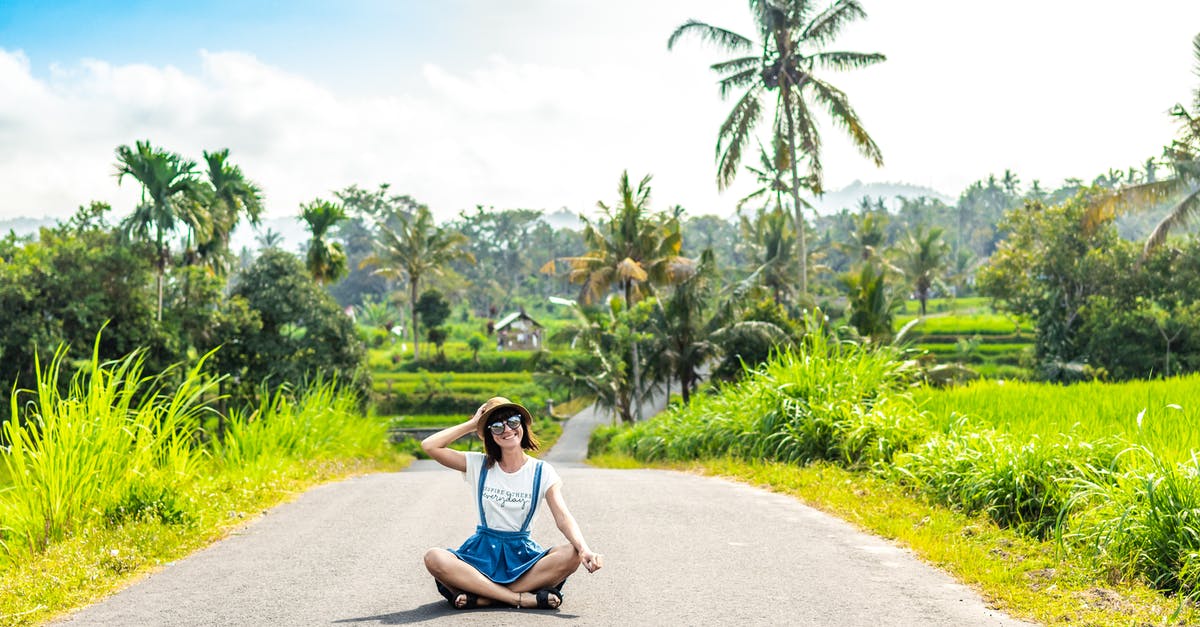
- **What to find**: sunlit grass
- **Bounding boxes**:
[913,376,1200,463]
[0,340,408,625]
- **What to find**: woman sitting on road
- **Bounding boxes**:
[421,397,603,610]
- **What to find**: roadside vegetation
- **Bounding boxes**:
[590,328,1200,624]
[0,341,406,626]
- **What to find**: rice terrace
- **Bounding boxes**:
[3,1,1200,625]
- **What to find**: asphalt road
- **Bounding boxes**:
[55,407,1034,626]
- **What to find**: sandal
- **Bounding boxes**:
[435,581,478,610]
[534,587,562,609]
[435,581,455,606]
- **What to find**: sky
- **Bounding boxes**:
[1,0,1199,224]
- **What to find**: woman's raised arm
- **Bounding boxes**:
[420,406,483,472]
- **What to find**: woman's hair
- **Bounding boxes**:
[481,409,540,467]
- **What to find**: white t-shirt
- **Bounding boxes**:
[463,452,561,532]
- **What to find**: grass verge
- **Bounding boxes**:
[0,453,411,627]
[590,454,1194,626]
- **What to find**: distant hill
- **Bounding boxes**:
[810,180,954,215]
[0,216,54,236]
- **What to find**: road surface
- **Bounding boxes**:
[56,407,1033,626]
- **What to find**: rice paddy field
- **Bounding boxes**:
[895,297,1034,379]
[914,375,1200,463]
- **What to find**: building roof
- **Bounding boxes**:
[495,309,542,331]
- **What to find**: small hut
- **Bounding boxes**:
[494,308,543,350]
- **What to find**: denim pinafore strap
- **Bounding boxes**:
[477,459,543,531]
[447,456,551,584]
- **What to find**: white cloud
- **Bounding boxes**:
[2,1,1199,225]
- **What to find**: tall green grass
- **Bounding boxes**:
[0,343,211,555]
[602,329,923,467]
[0,341,390,564]
[594,339,1200,597]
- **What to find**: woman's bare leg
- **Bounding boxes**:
[510,544,583,601]
[424,548,519,607]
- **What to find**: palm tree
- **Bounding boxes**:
[558,171,693,419]
[299,199,348,286]
[198,149,263,274]
[669,0,885,297]
[837,208,889,264]
[115,140,206,321]
[648,249,721,404]
[736,138,805,214]
[363,204,472,362]
[256,228,284,250]
[739,206,798,305]
[894,226,949,316]
[1088,33,1200,258]
[561,172,693,305]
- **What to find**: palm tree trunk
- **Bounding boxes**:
[625,280,643,422]
[410,277,420,362]
[782,92,809,299]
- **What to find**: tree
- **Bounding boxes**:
[415,289,451,357]
[647,249,721,404]
[894,226,950,316]
[558,171,692,419]
[561,172,692,306]
[362,203,473,362]
[196,149,263,274]
[739,206,798,305]
[299,198,348,286]
[669,0,885,297]
[215,248,367,405]
[0,214,166,415]
[842,262,898,342]
[978,196,1125,365]
[114,140,206,321]
[1088,33,1200,259]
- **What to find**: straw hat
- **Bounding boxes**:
[474,396,533,440]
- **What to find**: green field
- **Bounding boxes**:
[892,297,1035,379]
[914,375,1200,463]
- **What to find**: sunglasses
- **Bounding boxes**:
[488,415,523,435]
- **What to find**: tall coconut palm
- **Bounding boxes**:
[299,199,348,286]
[894,226,949,316]
[669,0,885,297]
[198,149,263,274]
[363,204,472,362]
[1088,33,1200,257]
[115,140,206,321]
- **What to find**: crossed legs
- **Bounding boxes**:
[424,544,582,608]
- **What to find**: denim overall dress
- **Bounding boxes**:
[448,459,550,584]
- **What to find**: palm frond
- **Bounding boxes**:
[1085,179,1186,234]
[810,51,886,72]
[1192,32,1200,111]
[778,93,824,193]
[616,257,649,283]
[716,86,764,190]
[718,67,760,100]
[803,0,868,46]
[667,20,753,51]
[1144,188,1200,254]
[807,77,883,166]
[710,55,760,76]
